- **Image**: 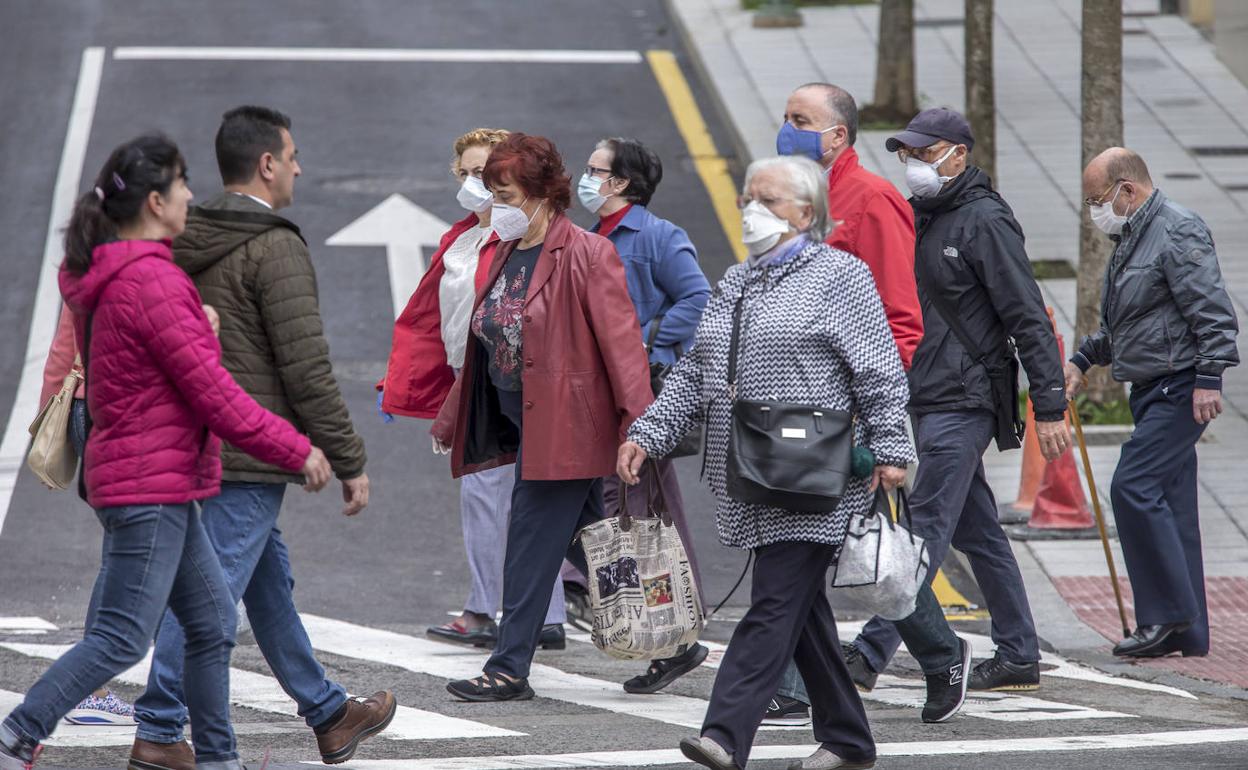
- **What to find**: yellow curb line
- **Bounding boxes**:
[646,49,746,263]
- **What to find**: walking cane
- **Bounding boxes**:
[1068,400,1131,639]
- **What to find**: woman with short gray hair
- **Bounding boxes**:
[617,154,914,770]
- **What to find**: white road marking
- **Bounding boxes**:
[304,727,1248,768]
[325,194,450,319]
[112,47,643,64]
[3,642,519,741]
[301,614,729,731]
[0,617,57,632]
[0,47,104,537]
[566,626,1141,722]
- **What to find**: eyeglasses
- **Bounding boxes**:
[737,194,797,210]
[584,165,612,178]
[1083,179,1125,208]
[896,143,951,165]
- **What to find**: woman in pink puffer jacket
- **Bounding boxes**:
[0,134,332,770]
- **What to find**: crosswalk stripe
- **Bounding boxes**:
[0,617,57,633]
[301,614,723,730]
[299,727,1248,768]
[1,642,520,741]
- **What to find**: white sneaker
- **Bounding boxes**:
[679,736,739,770]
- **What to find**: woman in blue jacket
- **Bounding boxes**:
[572,137,712,693]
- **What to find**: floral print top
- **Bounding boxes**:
[471,244,541,391]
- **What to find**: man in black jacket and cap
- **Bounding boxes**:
[842,108,1070,694]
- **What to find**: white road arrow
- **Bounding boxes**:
[326,193,451,318]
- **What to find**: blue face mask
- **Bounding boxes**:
[776,121,840,162]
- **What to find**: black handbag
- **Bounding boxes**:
[646,314,703,459]
[724,295,854,512]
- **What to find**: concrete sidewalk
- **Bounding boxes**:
[670,0,1248,692]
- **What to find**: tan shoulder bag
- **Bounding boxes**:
[27,359,83,489]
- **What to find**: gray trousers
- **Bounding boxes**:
[461,464,564,624]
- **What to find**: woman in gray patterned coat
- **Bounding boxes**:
[618,155,915,770]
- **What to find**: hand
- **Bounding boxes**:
[431,436,450,455]
[341,473,370,516]
[203,304,220,337]
[869,465,907,493]
[301,446,332,492]
[617,441,648,485]
[1034,419,1071,462]
[1193,388,1223,425]
[1063,361,1085,398]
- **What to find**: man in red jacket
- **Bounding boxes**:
[777,82,924,368]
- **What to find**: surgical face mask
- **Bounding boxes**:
[740,200,794,257]
[491,197,539,242]
[904,145,959,198]
[776,121,841,163]
[1089,183,1128,235]
[577,173,613,214]
[456,174,493,213]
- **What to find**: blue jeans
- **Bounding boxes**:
[855,410,1039,671]
[1112,370,1209,651]
[135,482,346,744]
[1,504,239,766]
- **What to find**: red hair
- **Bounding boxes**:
[482,133,571,214]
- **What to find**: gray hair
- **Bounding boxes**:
[743,155,831,241]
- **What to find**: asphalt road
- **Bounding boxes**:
[2,2,1248,769]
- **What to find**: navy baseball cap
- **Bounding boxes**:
[885,107,975,152]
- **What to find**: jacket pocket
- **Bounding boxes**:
[573,384,601,441]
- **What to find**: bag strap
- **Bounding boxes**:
[617,459,673,532]
[726,294,745,399]
[925,288,991,366]
[76,313,94,503]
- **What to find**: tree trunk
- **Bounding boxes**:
[861,0,918,125]
[1078,0,1125,404]
[964,0,996,185]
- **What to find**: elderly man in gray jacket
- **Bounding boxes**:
[1066,147,1239,659]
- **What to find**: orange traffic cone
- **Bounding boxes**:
[998,397,1043,524]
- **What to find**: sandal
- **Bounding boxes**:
[446,672,535,702]
[427,617,497,648]
[623,643,709,694]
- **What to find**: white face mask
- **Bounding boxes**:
[455,175,493,213]
[1090,183,1129,235]
[904,145,958,198]
[740,200,794,257]
[491,197,540,242]
[577,173,613,214]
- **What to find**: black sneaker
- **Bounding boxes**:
[623,643,709,694]
[968,651,1040,692]
[922,637,971,723]
[761,694,811,726]
[539,623,566,650]
[841,643,879,692]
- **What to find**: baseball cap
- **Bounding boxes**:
[885,107,975,153]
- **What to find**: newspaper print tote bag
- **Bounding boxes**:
[577,464,705,660]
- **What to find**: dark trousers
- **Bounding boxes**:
[485,389,604,680]
[857,410,1039,669]
[1112,369,1208,652]
[703,541,874,768]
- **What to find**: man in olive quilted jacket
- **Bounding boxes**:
[129,106,393,770]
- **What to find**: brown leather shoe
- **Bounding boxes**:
[316,691,397,764]
[127,738,194,770]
